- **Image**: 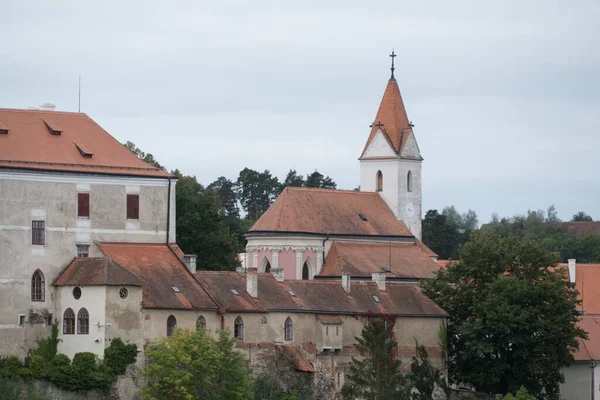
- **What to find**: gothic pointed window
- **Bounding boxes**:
[63,308,75,334]
[284,317,293,341]
[197,315,206,330]
[407,171,412,192]
[31,270,44,302]
[302,262,310,280]
[264,260,271,273]
[376,171,383,192]
[167,315,177,336]
[77,308,89,334]
[234,316,244,340]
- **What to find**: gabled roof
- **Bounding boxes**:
[248,187,413,237]
[319,241,439,279]
[194,271,447,318]
[0,108,171,178]
[54,257,142,287]
[556,262,600,315]
[98,243,217,311]
[574,317,600,361]
[360,78,414,159]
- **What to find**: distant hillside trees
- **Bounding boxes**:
[422,207,478,260]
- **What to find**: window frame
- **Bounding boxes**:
[63,308,75,334]
[234,316,244,340]
[407,170,412,192]
[76,244,90,258]
[284,317,293,341]
[167,315,177,336]
[31,269,45,302]
[77,308,89,334]
[31,220,45,246]
[376,170,383,192]
[197,315,206,330]
[77,192,90,218]
[126,194,140,220]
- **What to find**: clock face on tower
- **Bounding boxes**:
[405,202,415,219]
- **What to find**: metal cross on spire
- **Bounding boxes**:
[389,50,397,80]
[370,121,384,129]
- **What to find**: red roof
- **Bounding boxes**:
[98,243,217,310]
[280,345,314,372]
[249,187,413,237]
[360,78,413,158]
[54,258,142,287]
[574,317,600,361]
[319,241,440,278]
[0,108,171,178]
[560,221,600,238]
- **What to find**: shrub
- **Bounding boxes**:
[104,338,137,375]
[0,356,23,379]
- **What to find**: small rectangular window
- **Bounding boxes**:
[18,315,26,326]
[127,194,139,220]
[77,193,90,218]
[32,220,45,245]
[326,326,329,336]
[336,326,339,336]
[45,314,53,327]
[76,244,90,258]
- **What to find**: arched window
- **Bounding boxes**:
[376,171,383,192]
[167,315,177,336]
[31,270,44,302]
[284,317,293,341]
[77,308,89,334]
[302,261,310,280]
[63,308,75,334]
[197,315,206,330]
[407,171,412,192]
[234,316,244,340]
[263,259,271,273]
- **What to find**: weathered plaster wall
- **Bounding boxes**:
[57,286,106,359]
[560,362,597,400]
[142,309,220,342]
[105,286,144,351]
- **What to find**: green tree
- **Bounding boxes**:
[572,211,593,221]
[141,328,253,400]
[422,210,463,259]
[123,141,165,170]
[496,386,536,400]
[422,232,586,399]
[175,171,240,270]
[305,170,336,189]
[408,343,450,400]
[208,177,240,219]
[281,169,305,189]
[341,318,408,400]
[236,168,280,220]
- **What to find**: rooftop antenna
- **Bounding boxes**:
[78,74,81,112]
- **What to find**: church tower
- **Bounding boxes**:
[359,52,423,239]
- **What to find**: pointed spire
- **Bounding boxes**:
[389,50,397,81]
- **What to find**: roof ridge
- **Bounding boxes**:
[0,108,87,117]
[286,187,378,195]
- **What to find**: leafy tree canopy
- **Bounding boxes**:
[123,141,165,170]
[141,328,253,400]
[422,232,586,399]
[572,211,593,221]
[422,209,471,260]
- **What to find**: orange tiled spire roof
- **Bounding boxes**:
[360,51,413,158]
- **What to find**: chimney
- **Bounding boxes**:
[568,259,576,285]
[183,254,197,273]
[247,267,258,298]
[372,272,386,291]
[342,273,351,294]
[270,267,284,282]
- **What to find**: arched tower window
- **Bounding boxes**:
[197,315,206,330]
[31,270,45,302]
[167,315,177,336]
[262,259,271,273]
[376,171,383,192]
[77,308,89,334]
[234,316,244,340]
[284,317,293,341]
[302,261,311,280]
[407,170,412,192]
[63,308,75,334]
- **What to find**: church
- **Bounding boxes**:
[0,54,446,397]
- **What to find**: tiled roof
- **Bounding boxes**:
[316,315,343,324]
[319,241,439,279]
[194,271,446,317]
[574,317,600,361]
[556,263,600,315]
[249,187,413,237]
[98,243,217,311]
[0,108,171,178]
[560,221,600,238]
[416,239,438,258]
[54,258,142,287]
[360,78,413,158]
[280,345,314,372]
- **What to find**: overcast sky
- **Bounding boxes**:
[2,0,599,223]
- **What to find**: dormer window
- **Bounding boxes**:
[43,119,62,135]
[0,119,8,134]
[75,143,93,158]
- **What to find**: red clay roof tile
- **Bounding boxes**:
[280,345,314,372]
[249,187,413,237]
[0,108,171,178]
[98,243,217,310]
[319,241,439,278]
[54,257,142,287]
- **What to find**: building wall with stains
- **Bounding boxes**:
[0,170,175,358]
[105,286,144,351]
